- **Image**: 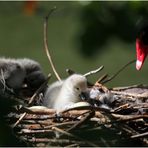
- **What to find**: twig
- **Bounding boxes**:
[112,104,129,112]
[111,84,144,91]
[97,73,108,83]
[131,132,148,139]
[28,73,51,105]
[17,120,54,125]
[44,7,61,81]
[102,59,136,84]
[19,129,53,134]
[111,114,148,121]
[27,138,85,145]
[13,73,51,128]
[52,126,98,147]
[18,124,46,130]
[52,126,76,137]
[67,110,95,132]
[66,68,75,75]
[20,106,55,115]
[111,90,148,98]
[13,112,26,128]
[116,123,148,145]
[66,143,79,147]
[121,124,138,135]
[45,121,77,129]
[84,65,104,77]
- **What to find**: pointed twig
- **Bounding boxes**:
[131,132,148,139]
[66,69,75,75]
[67,110,95,132]
[102,59,136,84]
[28,73,51,105]
[97,73,108,83]
[52,126,98,147]
[84,65,104,77]
[111,84,144,91]
[44,7,61,81]
[13,112,26,128]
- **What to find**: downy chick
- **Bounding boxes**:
[17,58,47,92]
[0,57,47,96]
[43,74,88,112]
[0,58,25,90]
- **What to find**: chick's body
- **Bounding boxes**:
[0,58,26,89]
[0,57,46,96]
[43,74,87,112]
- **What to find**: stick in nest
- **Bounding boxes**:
[44,8,104,81]
[13,73,51,128]
[67,110,95,132]
[66,66,104,77]
[66,69,75,75]
[84,65,104,77]
[44,7,61,82]
[101,59,136,84]
[52,126,98,147]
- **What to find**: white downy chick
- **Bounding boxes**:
[43,74,88,112]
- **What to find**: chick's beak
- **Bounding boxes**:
[79,92,88,101]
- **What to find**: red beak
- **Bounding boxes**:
[136,38,148,70]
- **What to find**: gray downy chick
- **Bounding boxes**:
[0,57,47,96]
[0,58,26,90]
[17,58,47,91]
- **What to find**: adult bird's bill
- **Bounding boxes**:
[136,22,148,70]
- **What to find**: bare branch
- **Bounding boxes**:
[131,132,148,139]
[28,73,51,105]
[84,65,104,77]
[66,68,75,75]
[13,112,26,128]
[97,73,108,83]
[67,110,95,132]
[52,126,98,147]
[102,59,136,84]
[44,7,62,81]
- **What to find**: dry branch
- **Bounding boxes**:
[44,8,61,81]
[84,65,104,77]
[102,59,136,84]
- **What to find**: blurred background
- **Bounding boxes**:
[0,1,148,146]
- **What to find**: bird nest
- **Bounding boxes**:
[6,83,148,147]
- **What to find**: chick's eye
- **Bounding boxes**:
[76,87,80,91]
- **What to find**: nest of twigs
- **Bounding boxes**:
[5,82,148,147]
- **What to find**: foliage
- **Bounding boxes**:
[79,1,148,57]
